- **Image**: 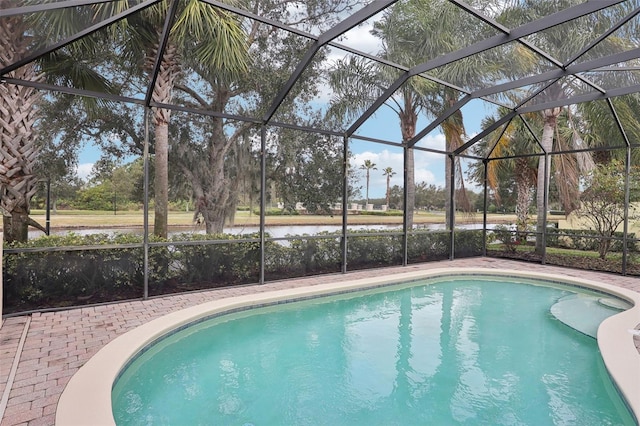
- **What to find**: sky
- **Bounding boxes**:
[75,17,497,199]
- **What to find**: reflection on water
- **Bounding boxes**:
[112,278,634,425]
[31,223,490,239]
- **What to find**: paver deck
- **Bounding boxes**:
[2,258,640,426]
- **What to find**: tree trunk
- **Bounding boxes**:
[515,157,534,240]
[399,95,417,230]
[444,153,452,229]
[441,99,466,230]
[0,16,42,243]
[365,171,370,205]
[535,107,561,254]
[405,148,415,229]
[386,175,391,207]
[153,117,169,238]
[2,209,28,242]
[148,41,180,239]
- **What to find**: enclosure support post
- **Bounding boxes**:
[402,145,409,266]
[541,152,549,264]
[143,108,150,299]
[342,135,349,273]
[45,178,51,236]
[449,154,456,260]
[482,159,488,256]
[623,146,631,275]
[259,125,267,284]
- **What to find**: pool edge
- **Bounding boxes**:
[55,267,640,425]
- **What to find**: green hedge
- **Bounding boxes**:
[546,229,636,252]
[2,229,481,314]
[3,233,148,313]
[357,210,403,216]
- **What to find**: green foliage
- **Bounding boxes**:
[149,233,262,295]
[546,229,636,253]
[252,207,300,216]
[6,228,472,313]
[576,160,640,259]
[265,233,342,278]
[454,230,484,258]
[3,233,148,313]
[347,231,404,269]
[407,232,450,262]
[491,225,520,254]
[357,210,403,216]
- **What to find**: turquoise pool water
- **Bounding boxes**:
[112,276,634,425]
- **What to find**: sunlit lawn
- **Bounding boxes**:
[30,209,519,229]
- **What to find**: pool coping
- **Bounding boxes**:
[55,267,640,425]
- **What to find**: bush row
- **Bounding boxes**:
[545,228,637,252]
[2,230,483,314]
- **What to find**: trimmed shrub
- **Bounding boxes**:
[407,231,449,263]
[546,229,636,252]
[3,233,148,313]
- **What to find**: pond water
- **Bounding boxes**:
[34,223,491,239]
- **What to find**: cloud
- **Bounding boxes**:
[337,22,382,55]
[76,163,93,181]
[418,133,446,151]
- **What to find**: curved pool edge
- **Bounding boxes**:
[55,267,640,426]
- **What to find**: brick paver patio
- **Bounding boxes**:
[2,258,640,425]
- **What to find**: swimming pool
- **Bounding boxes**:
[56,268,640,424]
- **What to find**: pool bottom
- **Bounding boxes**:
[56,267,640,425]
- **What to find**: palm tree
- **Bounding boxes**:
[330,0,490,229]
[497,0,637,254]
[0,8,114,243]
[93,0,248,238]
[470,110,539,240]
[360,159,377,205]
[383,167,396,208]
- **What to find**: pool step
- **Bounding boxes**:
[550,294,628,339]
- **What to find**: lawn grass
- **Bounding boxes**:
[29,209,520,230]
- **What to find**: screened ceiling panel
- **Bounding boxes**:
[494,1,598,29]
[270,0,374,36]
[519,3,637,66]
[330,53,404,136]
[482,79,559,109]
[518,76,605,110]
[487,117,545,160]
[0,3,144,68]
[332,11,384,55]
[461,120,510,158]
[611,95,640,146]
[568,9,640,65]
[270,44,341,131]
[429,41,558,93]
[579,69,640,91]
[2,0,640,161]
[0,0,150,9]
[158,10,319,120]
[1,16,148,100]
[460,98,498,138]
[362,0,503,70]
